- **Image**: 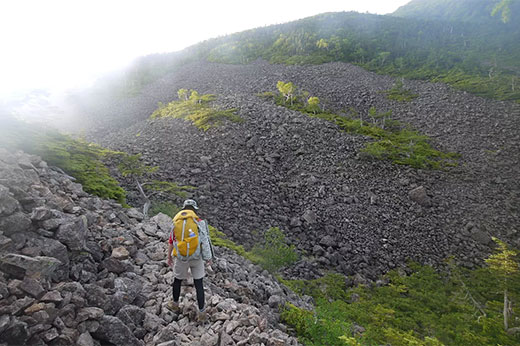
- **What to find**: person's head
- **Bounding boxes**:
[182,199,199,212]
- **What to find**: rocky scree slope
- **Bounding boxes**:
[0,149,308,346]
[75,60,520,280]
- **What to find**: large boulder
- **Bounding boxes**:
[56,216,88,251]
[92,315,144,346]
[0,212,32,236]
[408,186,432,207]
[0,317,29,345]
[0,254,62,280]
[0,185,19,216]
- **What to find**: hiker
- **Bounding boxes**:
[166,199,214,321]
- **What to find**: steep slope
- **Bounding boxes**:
[75,60,520,280]
[0,148,306,345]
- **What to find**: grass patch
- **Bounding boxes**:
[0,117,127,204]
[150,89,243,130]
[248,227,299,273]
[280,261,520,346]
[267,82,459,169]
[210,225,298,273]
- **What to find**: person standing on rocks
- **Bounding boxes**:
[166,199,213,321]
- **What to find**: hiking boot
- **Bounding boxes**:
[197,310,207,322]
[166,300,180,312]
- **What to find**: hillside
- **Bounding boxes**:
[52,57,520,344]
[393,0,520,24]
[68,59,520,281]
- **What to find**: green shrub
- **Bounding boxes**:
[150,89,242,130]
[249,227,299,273]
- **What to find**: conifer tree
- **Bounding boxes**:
[485,237,519,331]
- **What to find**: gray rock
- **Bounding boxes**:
[84,284,108,308]
[143,312,164,332]
[0,254,61,280]
[114,277,142,304]
[127,208,144,221]
[30,207,55,221]
[157,341,179,346]
[408,186,432,207]
[319,235,336,248]
[41,327,59,342]
[92,315,143,346]
[0,185,19,216]
[19,277,45,298]
[41,218,65,231]
[302,210,317,224]
[0,212,32,236]
[102,258,131,274]
[0,296,34,315]
[0,318,29,345]
[267,295,283,309]
[56,215,88,251]
[351,323,366,336]
[471,227,493,246]
[77,331,95,346]
[115,305,146,331]
[150,213,173,233]
[76,307,104,322]
[289,217,302,227]
[111,246,130,260]
[0,315,10,334]
[152,324,180,345]
[199,332,219,346]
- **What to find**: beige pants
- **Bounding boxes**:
[174,257,205,280]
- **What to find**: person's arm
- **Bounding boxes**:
[167,242,174,266]
[167,226,175,266]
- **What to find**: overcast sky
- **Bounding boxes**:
[0,0,411,95]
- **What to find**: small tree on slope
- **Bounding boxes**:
[115,153,193,217]
[485,237,519,332]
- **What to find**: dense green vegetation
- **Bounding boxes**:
[108,3,520,103]
[0,117,127,204]
[280,254,520,345]
[150,89,243,130]
[265,82,459,169]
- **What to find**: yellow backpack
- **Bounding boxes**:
[171,209,201,260]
